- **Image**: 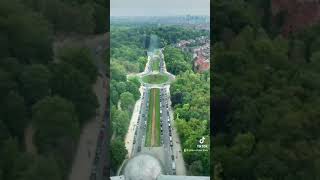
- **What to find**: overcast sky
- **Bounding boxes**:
[111,0,210,17]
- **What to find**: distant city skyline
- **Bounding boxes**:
[111,0,210,17]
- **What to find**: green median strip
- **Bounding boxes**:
[145,88,160,147]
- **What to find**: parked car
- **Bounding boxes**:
[103,165,107,177]
[172,161,176,170]
[90,173,96,180]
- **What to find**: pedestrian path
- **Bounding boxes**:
[68,76,106,180]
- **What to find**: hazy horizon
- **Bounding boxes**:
[111,0,210,17]
[110,14,210,17]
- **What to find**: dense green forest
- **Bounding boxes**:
[21,0,109,34]
[212,0,320,179]
[0,0,108,179]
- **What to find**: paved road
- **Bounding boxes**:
[67,34,110,180]
[127,49,183,175]
[159,87,174,175]
[132,86,150,155]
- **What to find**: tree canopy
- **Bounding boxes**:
[0,0,101,178]
[212,0,320,179]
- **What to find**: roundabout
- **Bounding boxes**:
[141,73,170,85]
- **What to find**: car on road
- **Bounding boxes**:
[171,155,174,160]
[168,123,171,127]
[99,131,104,139]
[138,146,141,152]
[94,156,99,164]
[90,173,96,180]
[170,141,173,147]
[91,166,97,174]
[167,118,170,122]
[133,139,136,144]
[103,165,108,177]
[169,136,172,141]
[172,161,176,171]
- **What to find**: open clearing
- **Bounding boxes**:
[145,88,160,147]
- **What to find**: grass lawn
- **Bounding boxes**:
[145,88,160,147]
[151,59,160,72]
[155,89,160,146]
[141,74,169,84]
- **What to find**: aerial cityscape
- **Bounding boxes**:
[2,0,320,179]
[110,1,210,178]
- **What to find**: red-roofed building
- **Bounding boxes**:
[194,53,210,72]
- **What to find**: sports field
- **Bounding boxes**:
[145,88,161,147]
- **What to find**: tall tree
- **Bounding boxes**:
[20,64,51,105]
